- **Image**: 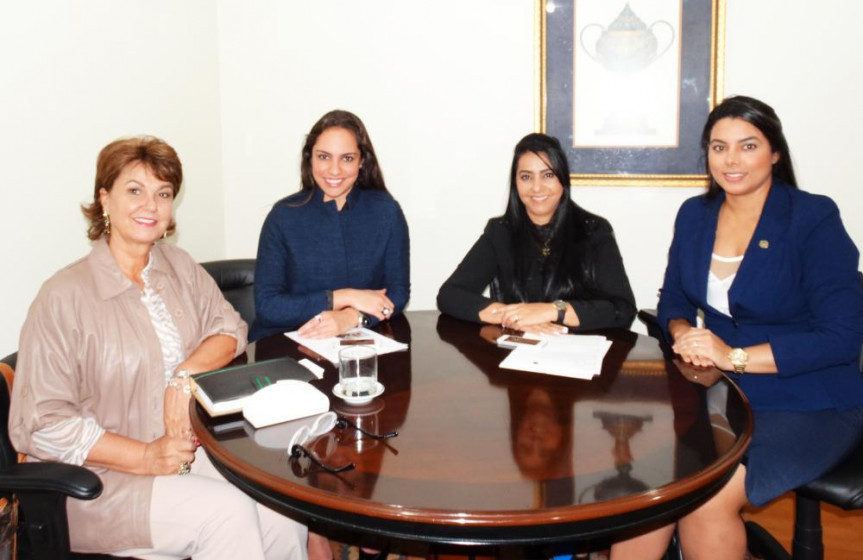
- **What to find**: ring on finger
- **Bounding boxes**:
[178,461,191,476]
[315,314,322,323]
[382,306,391,316]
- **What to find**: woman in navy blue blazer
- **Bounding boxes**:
[612,96,863,559]
[251,110,410,342]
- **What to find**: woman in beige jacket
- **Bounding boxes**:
[9,137,307,559]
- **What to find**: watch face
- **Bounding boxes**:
[553,300,566,310]
[729,348,748,364]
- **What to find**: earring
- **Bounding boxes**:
[102,212,111,236]
[162,230,168,240]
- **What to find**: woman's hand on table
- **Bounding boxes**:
[479,302,507,324]
[520,321,568,336]
[498,302,558,329]
[672,326,731,368]
[143,435,196,476]
[334,288,394,321]
[298,309,358,339]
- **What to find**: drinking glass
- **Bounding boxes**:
[338,346,377,397]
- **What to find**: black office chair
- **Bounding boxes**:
[637,304,863,560]
[0,352,105,560]
[745,355,863,560]
[200,259,256,327]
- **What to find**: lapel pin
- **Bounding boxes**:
[759,240,769,249]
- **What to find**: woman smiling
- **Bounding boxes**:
[251,110,410,342]
[10,137,306,558]
[437,133,635,333]
[611,96,863,559]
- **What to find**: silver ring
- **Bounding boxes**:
[315,314,322,323]
[382,306,391,316]
[178,461,191,476]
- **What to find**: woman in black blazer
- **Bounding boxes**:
[437,133,635,333]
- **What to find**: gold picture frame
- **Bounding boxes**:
[536,0,726,187]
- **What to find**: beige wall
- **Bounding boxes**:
[2,0,862,356]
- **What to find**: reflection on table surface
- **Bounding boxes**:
[193,310,751,529]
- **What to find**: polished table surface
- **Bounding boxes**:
[191,311,752,546]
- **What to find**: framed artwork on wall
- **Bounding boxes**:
[536,0,726,186]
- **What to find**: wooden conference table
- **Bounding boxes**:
[191,311,752,549]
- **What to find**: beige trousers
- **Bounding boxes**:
[114,447,308,560]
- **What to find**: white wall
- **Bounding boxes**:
[217,0,863,328]
[2,0,862,357]
[0,0,224,356]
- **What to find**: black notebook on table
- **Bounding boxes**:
[192,357,316,417]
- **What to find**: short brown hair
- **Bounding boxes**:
[81,136,183,240]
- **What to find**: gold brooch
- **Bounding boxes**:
[758,240,769,249]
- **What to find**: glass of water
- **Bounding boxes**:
[338,346,377,397]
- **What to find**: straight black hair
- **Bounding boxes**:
[503,133,600,302]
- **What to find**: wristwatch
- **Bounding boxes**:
[552,300,567,325]
[727,348,749,374]
[357,312,370,329]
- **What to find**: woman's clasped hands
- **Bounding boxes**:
[298,288,395,339]
[143,433,196,476]
[160,374,197,476]
[671,325,732,369]
[483,302,568,335]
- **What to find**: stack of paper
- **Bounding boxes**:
[499,334,612,379]
[285,328,408,365]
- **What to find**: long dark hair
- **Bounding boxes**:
[503,133,600,302]
[701,96,797,198]
[301,109,387,193]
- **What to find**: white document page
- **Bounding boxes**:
[499,334,612,379]
[286,328,408,365]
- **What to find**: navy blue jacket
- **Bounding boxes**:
[251,187,410,341]
[658,183,863,411]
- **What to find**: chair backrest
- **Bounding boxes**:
[0,353,16,373]
[200,259,256,327]
[0,360,18,470]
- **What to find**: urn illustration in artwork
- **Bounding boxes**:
[580,3,675,75]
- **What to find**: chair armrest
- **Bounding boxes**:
[0,462,102,500]
[637,308,664,341]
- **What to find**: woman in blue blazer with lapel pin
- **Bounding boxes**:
[612,96,863,559]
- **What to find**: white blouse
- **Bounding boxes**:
[706,253,744,317]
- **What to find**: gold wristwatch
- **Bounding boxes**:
[727,348,749,374]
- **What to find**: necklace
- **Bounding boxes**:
[532,223,552,258]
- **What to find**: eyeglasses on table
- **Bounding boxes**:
[288,411,398,474]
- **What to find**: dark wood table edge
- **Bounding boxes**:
[204,447,743,545]
[195,410,751,546]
